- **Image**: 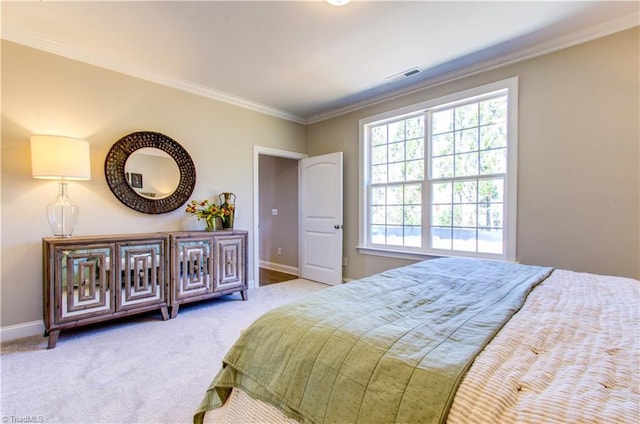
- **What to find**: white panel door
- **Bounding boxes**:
[299,152,343,285]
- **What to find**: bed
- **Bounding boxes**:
[194,257,639,424]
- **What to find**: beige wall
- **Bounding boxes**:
[308,27,639,280]
[2,27,639,333]
[1,41,307,328]
[258,155,299,270]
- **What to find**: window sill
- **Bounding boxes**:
[357,245,509,262]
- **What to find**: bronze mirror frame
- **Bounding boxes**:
[105,131,196,214]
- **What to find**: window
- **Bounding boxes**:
[359,78,517,261]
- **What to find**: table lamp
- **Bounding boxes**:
[31,135,91,237]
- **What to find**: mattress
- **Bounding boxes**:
[202,266,639,424]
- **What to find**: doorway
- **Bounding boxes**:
[254,147,306,287]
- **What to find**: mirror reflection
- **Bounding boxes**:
[124,147,180,200]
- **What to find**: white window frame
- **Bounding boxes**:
[358,77,518,262]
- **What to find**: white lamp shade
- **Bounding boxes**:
[31,135,91,180]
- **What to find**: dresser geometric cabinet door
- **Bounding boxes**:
[213,232,248,297]
[169,230,248,318]
[42,234,170,349]
[116,239,168,313]
[169,232,215,318]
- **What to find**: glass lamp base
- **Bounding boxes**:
[47,181,79,237]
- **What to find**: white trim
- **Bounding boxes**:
[0,320,44,343]
[259,261,299,277]
[253,146,307,289]
[504,78,519,262]
[357,246,518,263]
[358,123,366,258]
[360,79,517,127]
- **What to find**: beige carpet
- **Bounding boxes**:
[1,279,328,424]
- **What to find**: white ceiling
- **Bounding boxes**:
[2,1,638,124]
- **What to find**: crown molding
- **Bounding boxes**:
[305,12,639,125]
[2,9,637,127]
[0,25,307,125]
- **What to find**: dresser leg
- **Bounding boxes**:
[47,330,60,349]
[160,306,169,321]
[240,290,248,301]
[170,305,179,319]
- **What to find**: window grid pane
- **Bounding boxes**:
[429,175,505,254]
[369,182,423,247]
[427,93,507,255]
[367,114,425,248]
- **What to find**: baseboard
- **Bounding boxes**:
[0,271,313,344]
[259,261,299,276]
[0,276,271,343]
[1,320,44,343]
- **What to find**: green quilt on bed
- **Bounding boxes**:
[194,258,552,424]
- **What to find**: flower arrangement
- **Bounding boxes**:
[185,199,233,231]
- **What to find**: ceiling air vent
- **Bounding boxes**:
[386,67,421,83]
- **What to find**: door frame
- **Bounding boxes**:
[253,146,307,288]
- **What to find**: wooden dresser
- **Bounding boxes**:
[42,230,248,348]
[169,230,248,318]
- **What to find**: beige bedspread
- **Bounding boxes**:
[206,269,639,424]
[447,269,639,423]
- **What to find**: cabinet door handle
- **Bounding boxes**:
[334,225,343,229]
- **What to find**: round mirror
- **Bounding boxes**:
[105,131,196,214]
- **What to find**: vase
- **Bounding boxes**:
[219,192,236,229]
[204,216,220,232]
